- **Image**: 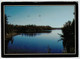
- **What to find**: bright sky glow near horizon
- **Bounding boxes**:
[5,5,74,27]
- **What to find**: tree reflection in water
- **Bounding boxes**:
[5,37,13,53]
[21,30,52,37]
[21,33,41,37]
[5,30,52,53]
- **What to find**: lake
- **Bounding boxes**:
[6,30,64,53]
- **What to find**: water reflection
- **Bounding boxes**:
[47,45,51,53]
[21,30,52,37]
[5,37,13,53]
[5,30,63,53]
[21,33,41,37]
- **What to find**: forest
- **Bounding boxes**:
[5,15,53,39]
[61,19,75,53]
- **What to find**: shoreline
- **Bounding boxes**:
[5,29,61,40]
[6,33,19,40]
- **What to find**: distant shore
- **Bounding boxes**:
[6,33,19,40]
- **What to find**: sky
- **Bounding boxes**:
[4,5,74,27]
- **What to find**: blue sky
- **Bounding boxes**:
[5,5,74,27]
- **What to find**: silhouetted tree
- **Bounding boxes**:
[61,19,75,53]
[5,15,9,34]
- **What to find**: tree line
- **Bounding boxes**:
[61,19,75,53]
[5,15,52,34]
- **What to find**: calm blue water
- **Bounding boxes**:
[7,30,64,53]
